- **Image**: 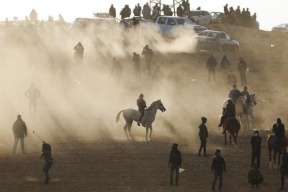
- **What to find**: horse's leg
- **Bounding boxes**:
[246,115,251,130]
[229,133,232,146]
[278,151,282,170]
[123,123,130,140]
[268,146,272,169]
[146,126,149,141]
[273,150,277,169]
[224,132,227,145]
[149,124,153,141]
[128,122,134,141]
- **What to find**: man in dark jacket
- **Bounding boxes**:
[247,164,263,188]
[198,117,208,156]
[219,99,235,129]
[241,86,250,97]
[109,4,116,18]
[169,143,182,186]
[206,53,217,82]
[238,57,247,85]
[176,5,184,17]
[142,45,154,75]
[133,52,141,80]
[250,130,262,168]
[12,115,28,154]
[137,94,147,126]
[279,148,288,190]
[211,149,226,191]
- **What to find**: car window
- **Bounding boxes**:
[225,34,232,40]
[220,33,227,39]
[191,11,201,16]
[208,32,218,38]
[168,18,177,25]
[158,17,167,24]
[198,31,207,36]
[176,18,186,25]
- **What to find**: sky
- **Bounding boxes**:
[0,0,286,31]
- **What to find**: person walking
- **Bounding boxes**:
[206,53,217,82]
[211,149,226,191]
[168,143,182,186]
[198,117,208,156]
[12,115,28,154]
[220,54,230,82]
[25,83,41,117]
[109,4,116,18]
[142,45,154,75]
[279,148,288,190]
[250,130,262,168]
[73,42,84,65]
[137,94,147,126]
[40,142,54,184]
[133,52,141,80]
[238,57,247,85]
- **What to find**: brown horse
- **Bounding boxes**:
[267,134,288,169]
[223,117,241,145]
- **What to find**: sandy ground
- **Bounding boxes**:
[0,23,288,192]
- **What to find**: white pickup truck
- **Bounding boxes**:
[155,16,207,36]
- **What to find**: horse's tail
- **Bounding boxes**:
[115,110,124,124]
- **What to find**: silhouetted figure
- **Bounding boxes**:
[137,94,147,126]
[182,0,190,12]
[133,52,141,80]
[250,130,262,168]
[73,42,84,65]
[198,117,208,156]
[224,4,229,15]
[152,65,164,83]
[58,14,65,23]
[162,5,173,16]
[235,6,241,16]
[142,3,151,20]
[211,149,226,191]
[110,57,123,81]
[241,86,250,97]
[248,164,263,188]
[40,142,53,184]
[133,4,141,16]
[226,69,237,86]
[272,118,285,147]
[169,143,182,186]
[29,9,38,24]
[142,45,154,75]
[228,84,241,104]
[218,99,235,129]
[120,5,131,19]
[25,84,41,117]
[206,53,217,82]
[220,54,230,82]
[12,115,27,154]
[197,7,201,10]
[238,57,247,85]
[279,148,288,190]
[109,4,116,18]
[177,5,184,17]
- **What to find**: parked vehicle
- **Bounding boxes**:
[272,23,288,34]
[210,12,225,24]
[122,16,150,29]
[190,10,212,25]
[155,16,207,36]
[194,30,239,53]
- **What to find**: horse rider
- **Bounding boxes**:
[272,118,286,146]
[241,86,250,97]
[137,94,147,126]
[229,84,241,104]
[250,130,262,168]
[279,148,288,190]
[218,99,236,132]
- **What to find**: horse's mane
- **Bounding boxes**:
[146,100,159,111]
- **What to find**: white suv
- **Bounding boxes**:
[190,10,212,25]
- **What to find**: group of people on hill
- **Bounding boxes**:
[223,4,258,28]
[206,54,248,86]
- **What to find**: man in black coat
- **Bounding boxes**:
[272,118,286,147]
[133,52,141,80]
[238,57,247,85]
[250,130,262,168]
[198,117,208,156]
[169,143,182,186]
[12,115,28,154]
[279,148,288,190]
[73,42,84,65]
[206,53,217,82]
[211,149,226,191]
[229,84,241,104]
[109,4,116,18]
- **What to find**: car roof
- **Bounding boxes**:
[200,30,224,33]
[158,16,187,19]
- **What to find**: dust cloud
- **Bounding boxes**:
[0,19,207,153]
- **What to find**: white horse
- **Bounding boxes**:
[236,93,257,130]
[115,100,166,141]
